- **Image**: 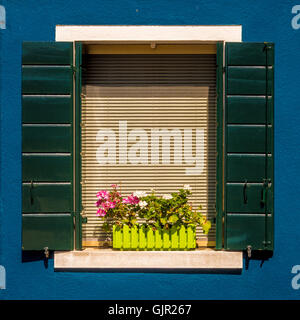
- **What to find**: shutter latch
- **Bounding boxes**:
[30,180,34,205]
[261,179,269,206]
[243,180,248,204]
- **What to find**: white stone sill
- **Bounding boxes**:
[54,249,243,271]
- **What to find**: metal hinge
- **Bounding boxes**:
[72,66,77,74]
[44,247,49,259]
[268,179,272,188]
[262,240,272,245]
[81,215,88,224]
[263,42,273,51]
[247,245,252,258]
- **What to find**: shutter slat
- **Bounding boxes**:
[22,184,72,213]
[22,42,73,65]
[227,96,272,124]
[22,154,72,182]
[227,67,273,95]
[22,96,72,124]
[22,214,73,250]
[22,126,71,152]
[22,66,73,94]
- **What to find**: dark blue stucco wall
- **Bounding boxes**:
[0,0,300,300]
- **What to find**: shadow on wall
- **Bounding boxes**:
[244,250,273,270]
[22,250,52,269]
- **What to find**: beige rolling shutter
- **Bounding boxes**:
[81,53,217,248]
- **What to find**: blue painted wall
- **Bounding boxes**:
[0,0,300,300]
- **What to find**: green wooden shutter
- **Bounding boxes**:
[224,42,274,251]
[22,42,74,250]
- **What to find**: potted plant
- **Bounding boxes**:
[95,184,211,250]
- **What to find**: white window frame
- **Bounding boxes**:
[55,25,242,43]
[54,25,243,271]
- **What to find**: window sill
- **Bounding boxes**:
[54,249,243,272]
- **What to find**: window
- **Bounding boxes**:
[81,44,217,249]
[21,26,274,268]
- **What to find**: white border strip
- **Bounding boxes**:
[56,25,242,42]
[54,249,243,270]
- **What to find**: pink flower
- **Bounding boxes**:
[96,190,110,200]
[95,199,103,207]
[122,195,140,205]
[96,188,121,218]
[111,184,118,189]
[101,201,116,209]
[108,201,116,209]
[100,201,109,209]
[96,208,106,217]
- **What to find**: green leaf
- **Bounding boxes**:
[102,222,111,232]
[202,221,211,234]
[160,217,167,224]
[169,214,179,224]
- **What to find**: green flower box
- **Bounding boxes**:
[113,224,196,250]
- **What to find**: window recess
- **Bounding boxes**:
[21,40,274,262]
[81,45,218,249]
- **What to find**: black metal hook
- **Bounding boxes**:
[261,179,268,207]
[30,180,34,205]
[243,180,248,204]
